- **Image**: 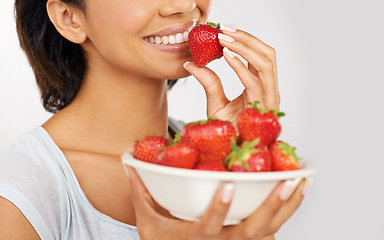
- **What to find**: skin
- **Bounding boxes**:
[0,0,310,239]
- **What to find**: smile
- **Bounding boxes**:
[144,31,190,45]
[143,21,197,47]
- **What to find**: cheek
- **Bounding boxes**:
[85,1,153,40]
[83,1,156,68]
[197,0,212,22]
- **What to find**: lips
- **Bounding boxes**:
[143,21,197,47]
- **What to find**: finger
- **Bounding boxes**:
[222,47,267,110]
[237,178,302,238]
[267,178,313,234]
[221,26,279,103]
[197,182,235,237]
[126,166,157,218]
[219,31,279,110]
[248,63,279,112]
[220,27,278,81]
[220,24,276,59]
[183,61,229,117]
[219,33,279,111]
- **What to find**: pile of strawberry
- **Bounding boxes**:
[133,102,303,172]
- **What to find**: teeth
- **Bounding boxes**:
[155,36,162,45]
[161,36,169,45]
[175,33,183,43]
[183,31,189,41]
[144,30,190,45]
[169,35,176,44]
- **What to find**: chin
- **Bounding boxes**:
[170,66,193,79]
[154,59,193,79]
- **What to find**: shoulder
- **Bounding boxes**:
[0,127,62,190]
[0,197,40,239]
[0,127,64,239]
[0,126,62,171]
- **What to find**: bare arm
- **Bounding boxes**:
[0,197,40,240]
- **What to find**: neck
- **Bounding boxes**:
[43,64,169,156]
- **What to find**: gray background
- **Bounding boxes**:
[1,0,383,239]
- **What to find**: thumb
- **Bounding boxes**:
[183,61,229,118]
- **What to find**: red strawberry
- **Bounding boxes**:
[180,119,237,163]
[193,161,228,171]
[225,139,272,172]
[238,102,284,147]
[133,136,169,163]
[269,141,301,171]
[154,142,198,169]
[189,22,224,67]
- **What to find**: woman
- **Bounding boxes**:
[0,0,311,239]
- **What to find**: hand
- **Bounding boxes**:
[126,166,312,240]
[184,25,280,124]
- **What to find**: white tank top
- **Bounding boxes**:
[0,122,182,240]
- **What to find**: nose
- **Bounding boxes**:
[159,0,196,17]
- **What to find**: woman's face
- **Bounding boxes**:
[80,0,212,80]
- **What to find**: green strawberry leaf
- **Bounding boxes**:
[225,139,260,171]
[249,101,285,117]
[277,141,301,163]
[207,22,221,29]
[276,112,285,118]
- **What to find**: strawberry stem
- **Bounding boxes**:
[232,139,241,153]
[225,139,261,171]
[250,101,285,117]
[173,132,181,144]
[252,101,260,110]
[207,22,221,29]
[277,141,301,163]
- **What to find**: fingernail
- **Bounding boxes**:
[218,33,235,43]
[223,47,236,58]
[221,182,235,204]
[302,178,313,196]
[280,178,302,201]
[183,61,191,70]
[220,24,237,33]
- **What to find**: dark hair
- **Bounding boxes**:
[15,0,86,113]
[15,0,177,113]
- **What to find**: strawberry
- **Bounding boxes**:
[154,142,198,169]
[237,102,284,147]
[193,161,228,171]
[269,141,301,171]
[133,135,169,163]
[225,139,272,172]
[179,119,237,163]
[189,22,223,67]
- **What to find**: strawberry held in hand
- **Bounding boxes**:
[189,22,223,67]
[180,119,236,163]
[133,135,169,163]
[269,140,302,171]
[225,139,272,172]
[154,142,198,169]
[238,102,285,147]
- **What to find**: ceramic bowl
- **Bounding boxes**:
[122,152,317,225]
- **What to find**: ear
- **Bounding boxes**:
[46,0,87,44]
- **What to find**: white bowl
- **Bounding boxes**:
[122,152,317,225]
